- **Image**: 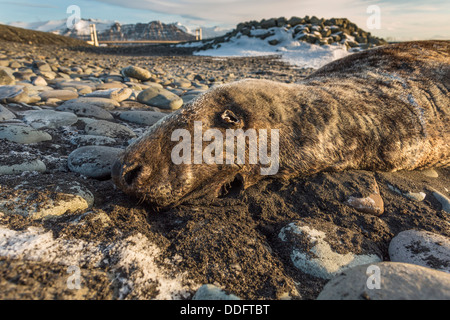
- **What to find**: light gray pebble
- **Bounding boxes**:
[85,120,137,139]
[22,110,78,129]
[0,124,52,144]
[56,101,114,120]
[0,104,16,120]
[68,146,123,179]
[0,155,46,175]
[70,134,117,147]
[192,284,241,300]
[278,220,381,279]
[118,110,166,126]
[317,262,450,300]
[389,230,450,272]
[137,87,183,110]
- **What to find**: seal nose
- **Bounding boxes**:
[123,164,142,186]
[111,160,143,186]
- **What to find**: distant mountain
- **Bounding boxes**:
[172,22,230,39]
[7,19,230,42]
[8,19,196,42]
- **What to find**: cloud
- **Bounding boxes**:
[0,1,58,8]
[93,0,369,26]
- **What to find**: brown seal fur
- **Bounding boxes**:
[112,41,450,207]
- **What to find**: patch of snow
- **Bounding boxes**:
[194,27,351,69]
[0,225,196,299]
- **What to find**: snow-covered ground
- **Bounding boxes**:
[193,27,352,69]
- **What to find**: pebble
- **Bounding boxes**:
[432,189,450,213]
[68,146,123,179]
[31,76,48,86]
[84,120,137,139]
[278,220,381,279]
[389,230,450,272]
[22,110,78,129]
[0,179,94,219]
[0,155,46,175]
[420,169,439,178]
[0,104,16,121]
[39,89,79,101]
[56,101,114,120]
[118,110,166,126]
[121,65,152,81]
[0,124,52,144]
[84,87,133,102]
[0,68,15,85]
[192,284,241,300]
[346,193,384,216]
[0,85,24,101]
[137,87,183,110]
[59,96,120,110]
[70,135,117,147]
[388,184,426,202]
[316,262,450,300]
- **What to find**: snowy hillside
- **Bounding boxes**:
[184,16,387,69]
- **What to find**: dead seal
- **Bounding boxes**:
[112,41,450,207]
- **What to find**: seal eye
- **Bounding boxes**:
[221,110,240,125]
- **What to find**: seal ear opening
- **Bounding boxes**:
[221,109,241,126]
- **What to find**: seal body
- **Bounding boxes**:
[112,41,450,207]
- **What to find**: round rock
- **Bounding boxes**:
[0,124,52,144]
[39,89,79,101]
[0,178,94,219]
[0,154,46,175]
[56,101,114,120]
[278,219,381,279]
[137,87,183,110]
[84,87,132,102]
[121,65,152,81]
[84,120,137,139]
[192,284,241,300]
[389,230,450,272]
[0,104,15,121]
[68,146,123,179]
[0,85,24,101]
[317,262,450,300]
[22,110,78,129]
[118,111,166,126]
[70,134,117,147]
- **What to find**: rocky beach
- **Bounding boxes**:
[0,20,449,301]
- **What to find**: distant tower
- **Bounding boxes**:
[195,28,202,41]
[88,24,99,46]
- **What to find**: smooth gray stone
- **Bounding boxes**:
[0,124,52,144]
[389,230,450,273]
[192,284,241,300]
[118,110,166,126]
[0,104,16,121]
[68,146,123,179]
[317,262,450,300]
[22,110,78,129]
[84,120,137,139]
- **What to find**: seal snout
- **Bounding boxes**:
[112,160,143,187]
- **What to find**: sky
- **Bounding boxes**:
[0,0,449,40]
